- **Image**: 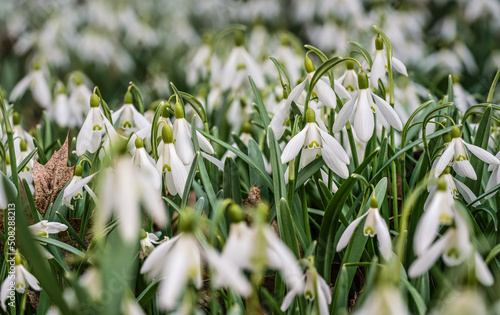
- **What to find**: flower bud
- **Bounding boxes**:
[370,194,378,208]
[90,94,100,108]
[375,36,384,50]
[443,133,451,143]
[12,112,20,125]
[124,91,133,104]
[75,165,83,177]
[443,166,451,175]
[20,139,27,152]
[179,211,196,233]
[15,251,21,265]
[162,125,174,144]
[228,202,244,223]
[437,178,447,191]
[174,102,184,119]
[140,228,147,240]
[304,56,315,73]
[306,108,316,123]
[235,31,244,46]
[346,60,354,70]
[135,136,143,148]
[451,126,461,138]
[358,72,369,90]
[161,104,170,118]
[242,122,252,134]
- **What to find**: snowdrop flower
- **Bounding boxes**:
[51,82,82,128]
[281,260,331,315]
[220,34,265,90]
[354,285,409,315]
[157,125,188,198]
[332,72,403,143]
[112,91,150,136]
[281,108,350,179]
[339,60,359,92]
[62,165,98,210]
[414,179,456,256]
[139,229,160,257]
[12,112,34,157]
[132,137,161,190]
[172,102,214,165]
[486,152,500,198]
[68,73,92,117]
[29,220,67,237]
[0,252,40,311]
[140,230,202,310]
[428,167,479,208]
[409,212,493,286]
[370,36,408,88]
[76,93,114,156]
[433,126,500,180]
[337,195,392,260]
[10,62,50,108]
[100,155,166,242]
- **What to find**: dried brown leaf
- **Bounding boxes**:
[33,136,74,216]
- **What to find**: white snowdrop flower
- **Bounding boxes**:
[0,252,40,311]
[370,36,408,88]
[337,195,392,260]
[10,63,50,108]
[100,155,166,242]
[140,231,202,310]
[414,178,456,256]
[427,167,480,208]
[187,41,214,86]
[430,289,489,315]
[485,152,500,198]
[339,60,359,93]
[332,72,403,143]
[172,102,214,165]
[157,125,188,198]
[281,262,331,315]
[68,73,92,117]
[220,36,265,91]
[12,112,34,157]
[62,165,98,210]
[433,126,500,180]
[354,285,409,315]
[272,39,303,84]
[409,212,493,286]
[112,91,150,136]
[76,94,114,156]
[281,108,350,179]
[29,220,67,237]
[132,137,161,190]
[51,82,82,128]
[80,268,101,302]
[139,229,160,257]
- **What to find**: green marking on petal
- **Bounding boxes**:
[364,226,375,237]
[93,125,103,131]
[123,121,132,128]
[163,164,171,172]
[446,248,460,259]
[456,155,467,161]
[308,141,320,148]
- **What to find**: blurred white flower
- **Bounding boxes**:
[10,63,50,108]
[370,36,408,88]
[51,82,82,128]
[354,285,409,315]
[62,166,98,210]
[220,41,265,91]
[486,151,500,198]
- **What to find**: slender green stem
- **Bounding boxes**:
[487,68,500,103]
[346,123,359,168]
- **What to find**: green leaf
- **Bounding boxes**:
[401,278,427,315]
[137,279,160,307]
[295,157,324,189]
[223,156,243,205]
[16,147,37,175]
[32,235,86,259]
[249,75,270,128]
[181,152,200,208]
[348,41,372,68]
[247,139,270,202]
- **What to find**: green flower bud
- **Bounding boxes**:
[174,102,184,119]
[124,91,133,104]
[235,31,244,46]
[162,125,174,144]
[304,56,315,73]
[443,133,451,143]
[12,112,20,125]
[56,81,66,94]
[451,126,461,138]
[135,136,143,148]
[15,251,21,266]
[140,228,147,240]
[375,36,384,50]
[346,60,354,70]
[358,72,369,90]
[90,94,100,108]
[242,122,252,134]
[228,202,244,223]
[437,178,447,191]
[370,195,378,208]
[306,108,316,123]
[161,104,171,118]
[179,211,196,233]
[75,165,83,177]
[443,166,450,175]
[6,155,10,165]
[74,73,84,86]
[20,139,27,152]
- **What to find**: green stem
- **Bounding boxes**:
[346,122,359,168]
[487,67,500,103]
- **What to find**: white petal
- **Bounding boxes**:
[453,177,479,206]
[286,80,307,108]
[64,174,96,198]
[281,289,299,311]
[130,106,151,130]
[370,53,386,87]
[372,93,403,131]
[170,144,189,199]
[111,106,125,122]
[32,71,51,108]
[332,95,356,133]
[10,73,32,102]
[375,211,392,260]
[281,125,309,164]
[19,266,40,291]
[336,212,369,251]
[314,80,337,109]
[196,131,214,154]
[354,90,375,143]
[433,142,456,178]
[318,128,350,164]
[46,222,68,234]
[463,141,500,164]
[141,235,180,277]
[173,119,195,165]
[76,112,98,156]
[220,49,240,90]
[201,152,223,171]
[392,57,408,76]
[453,160,476,180]
[474,252,493,286]
[415,194,444,256]
[333,79,351,99]
[408,233,450,278]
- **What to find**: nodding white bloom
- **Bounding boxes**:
[369,36,408,88]
[281,263,331,315]
[0,172,15,209]
[486,152,500,198]
[415,178,456,256]
[281,108,350,179]
[112,91,150,135]
[332,72,403,143]
[172,102,214,165]
[76,93,114,156]
[51,82,82,128]
[427,167,479,207]
[0,252,40,311]
[62,165,98,210]
[354,285,409,315]
[140,233,202,310]
[286,56,350,110]
[12,112,34,157]
[132,137,161,190]
[337,195,392,260]
[68,74,92,117]
[139,229,160,257]
[99,156,166,242]
[220,39,265,91]
[433,126,500,180]
[339,60,359,92]
[29,220,67,237]
[409,212,493,286]
[10,63,50,108]
[157,125,188,198]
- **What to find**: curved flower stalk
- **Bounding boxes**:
[337,195,392,260]
[281,258,331,315]
[62,165,98,210]
[76,93,114,156]
[112,91,150,136]
[9,62,50,108]
[332,72,403,143]
[433,126,499,180]
[0,252,41,311]
[157,125,188,198]
[369,36,408,88]
[486,151,500,198]
[132,137,161,190]
[99,155,166,242]
[172,102,214,166]
[354,285,409,315]
[281,108,350,179]
[409,211,493,286]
